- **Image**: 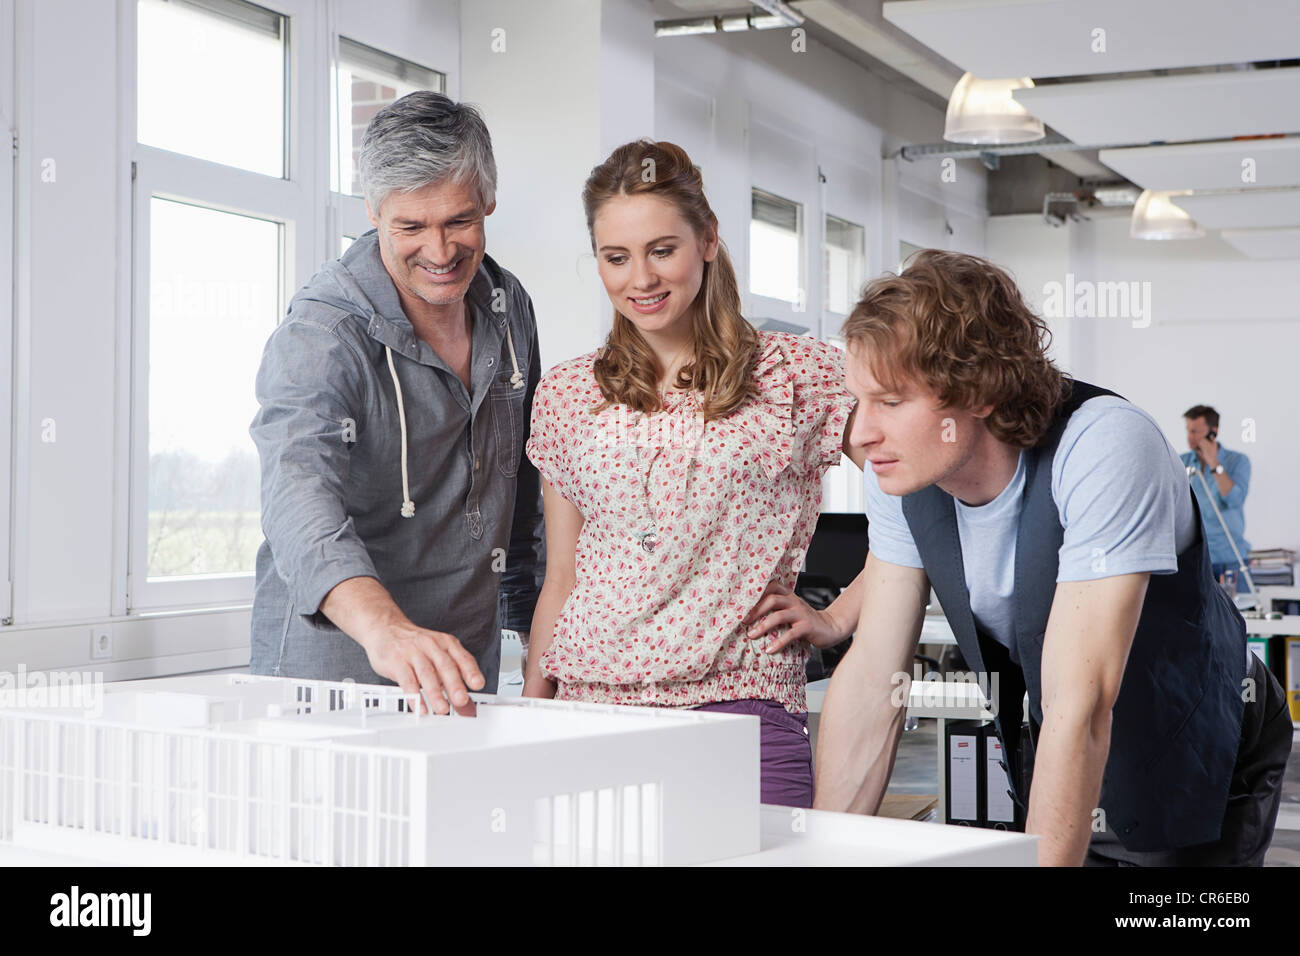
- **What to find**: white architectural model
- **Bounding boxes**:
[0,674,759,866]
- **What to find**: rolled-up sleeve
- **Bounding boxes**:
[1222,453,1250,509]
[250,318,378,615]
[499,296,545,632]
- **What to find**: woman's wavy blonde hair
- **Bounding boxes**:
[841,249,1069,448]
[583,139,760,420]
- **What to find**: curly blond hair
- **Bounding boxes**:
[841,250,1068,448]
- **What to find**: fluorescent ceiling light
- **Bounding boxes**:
[1091,185,1142,207]
[944,73,1045,145]
[655,18,717,37]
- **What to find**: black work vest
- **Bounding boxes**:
[901,380,1246,852]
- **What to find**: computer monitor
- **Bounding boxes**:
[798,512,869,591]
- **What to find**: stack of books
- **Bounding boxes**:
[1248,548,1296,587]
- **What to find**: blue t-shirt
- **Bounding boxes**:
[864,397,1196,652]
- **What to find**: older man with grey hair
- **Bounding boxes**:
[249,91,544,714]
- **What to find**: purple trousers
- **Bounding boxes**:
[693,698,813,808]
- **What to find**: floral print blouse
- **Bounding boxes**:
[525,331,855,714]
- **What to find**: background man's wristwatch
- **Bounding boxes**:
[1214,464,1225,475]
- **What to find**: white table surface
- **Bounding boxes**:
[1,665,1028,868]
[0,805,1037,867]
[710,805,1036,866]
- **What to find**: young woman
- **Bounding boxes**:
[523,140,867,807]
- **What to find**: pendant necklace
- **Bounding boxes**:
[636,460,662,555]
[635,341,693,555]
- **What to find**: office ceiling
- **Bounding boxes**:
[1098,139,1300,192]
[655,1,1300,250]
[1012,69,1300,147]
[877,0,1300,254]
[1172,190,1300,231]
[879,0,1300,78]
[1220,227,1300,260]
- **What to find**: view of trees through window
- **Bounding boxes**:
[146,197,279,579]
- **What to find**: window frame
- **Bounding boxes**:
[135,0,291,180]
[0,0,13,624]
[823,211,866,321]
[329,34,446,251]
[120,0,322,613]
[900,239,926,272]
[747,185,808,327]
[815,151,876,514]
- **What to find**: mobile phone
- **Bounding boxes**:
[1207,428,1217,441]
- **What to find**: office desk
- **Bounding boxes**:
[919,615,958,644]
[1241,614,1300,637]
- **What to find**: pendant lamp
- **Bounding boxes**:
[1130,189,1206,240]
[943,72,1045,145]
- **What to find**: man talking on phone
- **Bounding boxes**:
[1181,405,1252,592]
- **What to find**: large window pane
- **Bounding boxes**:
[147,198,279,578]
[137,0,286,177]
[333,37,445,196]
[750,188,803,304]
[825,214,865,315]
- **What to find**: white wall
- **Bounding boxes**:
[13,0,120,625]
[987,211,1300,552]
[985,213,1073,370]
[335,0,459,96]
[460,0,657,371]
[461,0,990,364]
[651,15,987,337]
[0,0,16,628]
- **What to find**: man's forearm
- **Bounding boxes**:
[319,575,409,651]
[1025,708,1111,866]
[816,556,928,813]
[1211,467,1235,498]
[822,568,866,642]
[814,647,910,814]
[1200,453,1235,500]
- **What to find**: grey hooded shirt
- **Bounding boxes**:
[249,229,544,691]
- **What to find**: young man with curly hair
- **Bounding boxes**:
[750,250,1291,866]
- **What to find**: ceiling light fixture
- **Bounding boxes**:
[654,17,718,37]
[943,72,1045,145]
[1130,189,1206,240]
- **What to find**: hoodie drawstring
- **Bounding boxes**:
[505,321,525,390]
[384,320,525,520]
[385,345,416,518]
